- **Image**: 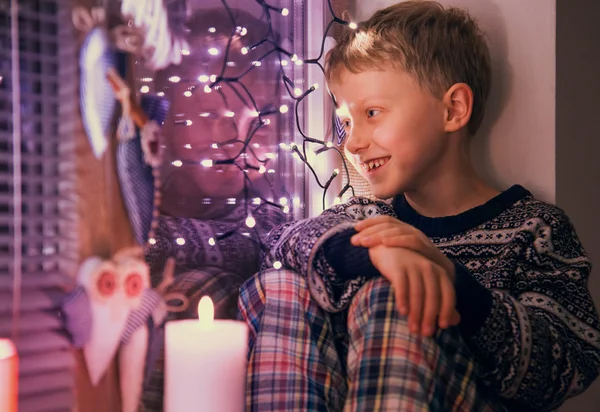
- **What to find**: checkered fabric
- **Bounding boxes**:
[238,269,506,412]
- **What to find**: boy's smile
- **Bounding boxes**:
[331,67,449,200]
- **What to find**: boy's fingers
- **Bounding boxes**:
[407,270,424,334]
[355,215,398,231]
[448,310,461,327]
[420,266,441,337]
[438,272,456,329]
[392,270,409,317]
[353,228,404,247]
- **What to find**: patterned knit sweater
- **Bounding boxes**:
[262,185,600,410]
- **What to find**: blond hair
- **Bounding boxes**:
[325,1,491,135]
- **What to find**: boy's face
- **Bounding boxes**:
[331,67,449,199]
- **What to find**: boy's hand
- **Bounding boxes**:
[352,216,455,279]
[368,245,460,336]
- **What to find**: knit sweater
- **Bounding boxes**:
[261,185,600,410]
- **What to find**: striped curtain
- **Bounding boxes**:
[0,0,77,411]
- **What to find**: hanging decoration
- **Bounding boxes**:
[61,249,182,412]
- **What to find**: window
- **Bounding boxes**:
[0,1,77,410]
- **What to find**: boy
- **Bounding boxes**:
[238,1,600,410]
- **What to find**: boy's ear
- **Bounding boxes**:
[442,83,473,133]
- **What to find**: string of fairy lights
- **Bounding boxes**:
[139,0,357,248]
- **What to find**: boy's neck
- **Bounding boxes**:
[403,145,500,218]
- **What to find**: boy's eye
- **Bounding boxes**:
[367,109,380,118]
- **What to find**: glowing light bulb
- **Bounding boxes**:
[279,143,289,150]
[252,61,262,67]
[241,47,248,55]
[181,48,190,56]
[201,159,214,167]
[176,237,186,245]
[140,85,150,93]
[185,120,193,126]
[208,27,216,33]
[281,60,288,66]
[157,92,165,97]
[290,142,298,150]
[197,296,214,329]
[293,196,301,206]
[258,165,266,174]
[349,22,358,29]
[253,197,261,205]
[208,47,219,56]
[267,169,275,174]
[333,168,340,175]
[291,54,298,62]
[246,214,256,228]
[225,111,235,118]
[312,83,319,90]
[184,144,192,149]
[295,59,304,66]
[273,261,282,269]
[184,90,192,97]
[200,112,211,117]
[279,105,289,114]
[279,197,288,205]
[204,85,212,93]
[294,88,302,96]
[283,205,290,214]
[250,110,260,117]
[148,238,156,245]
[169,76,181,83]
[210,74,217,82]
[265,152,276,159]
[281,8,289,16]
[252,143,261,148]
[208,237,216,246]
[172,160,183,167]
[326,142,333,148]
[198,75,209,82]
[262,119,271,125]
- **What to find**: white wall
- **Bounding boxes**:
[355,1,600,410]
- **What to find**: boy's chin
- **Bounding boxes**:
[369,185,397,201]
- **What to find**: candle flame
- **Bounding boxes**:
[0,338,16,360]
[197,296,214,328]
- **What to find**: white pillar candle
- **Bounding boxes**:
[165,296,248,412]
[0,338,18,412]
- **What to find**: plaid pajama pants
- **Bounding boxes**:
[238,269,506,411]
[141,268,246,411]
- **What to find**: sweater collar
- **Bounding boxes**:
[392,185,532,238]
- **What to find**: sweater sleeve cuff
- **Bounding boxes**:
[454,262,493,337]
[322,228,380,280]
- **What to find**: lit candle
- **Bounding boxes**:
[165,297,248,412]
[0,338,18,412]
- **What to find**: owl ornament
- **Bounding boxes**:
[61,249,175,412]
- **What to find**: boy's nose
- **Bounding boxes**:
[344,129,370,155]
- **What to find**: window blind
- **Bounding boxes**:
[0,0,77,411]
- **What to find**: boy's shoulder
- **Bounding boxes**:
[324,196,396,220]
[498,191,574,231]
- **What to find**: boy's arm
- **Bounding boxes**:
[261,197,395,311]
[463,210,600,410]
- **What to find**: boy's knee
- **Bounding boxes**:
[349,277,397,317]
[239,269,309,306]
